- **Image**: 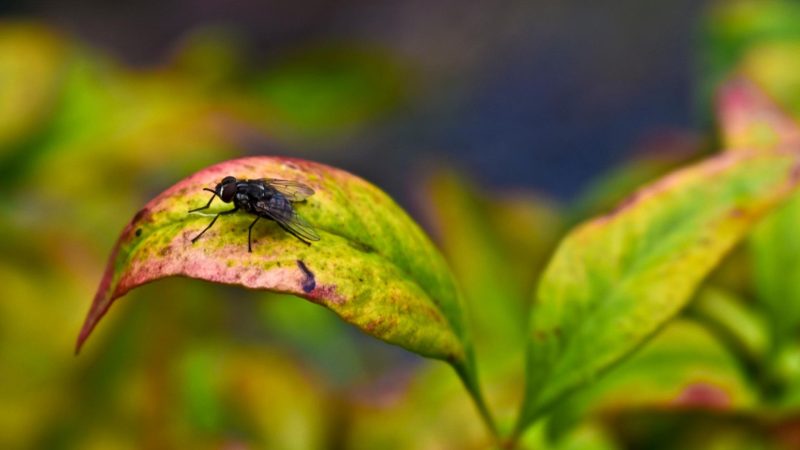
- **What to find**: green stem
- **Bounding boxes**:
[453,357,499,442]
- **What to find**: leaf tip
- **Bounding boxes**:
[75,242,123,356]
[717,76,800,150]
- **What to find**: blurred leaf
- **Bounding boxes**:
[424,169,562,354]
[516,147,800,435]
[258,292,365,385]
[689,286,770,363]
[347,360,507,450]
[773,344,800,409]
[177,345,332,450]
[547,422,620,450]
[0,22,68,151]
[169,27,247,90]
[570,132,703,223]
[716,77,800,151]
[522,421,621,450]
[701,0,800,116]
[717,79,800,377]
[549,320,758,437]
[254,47,408,141]
[423,169,563,428]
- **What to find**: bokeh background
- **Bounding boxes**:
[1,0,708,199]
[3,0,800,448]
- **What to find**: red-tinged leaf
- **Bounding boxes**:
[716,77,800,152]
[76,157,468,366]
[717,78,800,358]
[515,147,800,435]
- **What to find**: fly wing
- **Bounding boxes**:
[263,179,315,202]
[256,199,321,242]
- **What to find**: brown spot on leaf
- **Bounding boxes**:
[365,317,384,332]
[307,284,346,305]
[297,260,316,293]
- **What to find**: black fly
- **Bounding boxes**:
[189,176,320,252]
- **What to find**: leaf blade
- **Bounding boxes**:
[76,156,467,363]
[517,147,800,431]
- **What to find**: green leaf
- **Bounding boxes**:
[522,421,621,450]
[76,157,467,364]
[569,133,702,224]
[424,169,562,354]
[716,77,800,152]
[423,170,563,430]
[0,22,68,151]
[254,47,408,142]
[689,286,769,363]
[700,0,800,118]
[515,146,800,434]
[717,79,800,359]
[549,320,758,437]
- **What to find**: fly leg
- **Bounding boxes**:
[191,207,238,244]
[189,188,218,212]
[247,217,260,252]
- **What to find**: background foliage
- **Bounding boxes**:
[4,1,800,448]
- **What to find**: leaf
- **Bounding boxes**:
[717,78,800,357]
[423,170,564,428]
[700,0,800,117]
[254,47,408,142]
[548,320,758,437]
[515,146,800,434]
[0,22,68,151]
[716,77,800,152]
[688,286,769,363]
[76,156,467,366]
[424,169,562,354]
[569,132,702,223]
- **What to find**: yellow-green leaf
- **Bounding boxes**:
[569,133,702,224]
[424,169,562,355]
[76,157,467,366]
[717,78,800,357]
[0,22,68,150]
[548,320,758,436]
[689,286,769,363]
[516,147,800,434]
[716,77,800,152]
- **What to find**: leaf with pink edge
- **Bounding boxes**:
[76,156,468,367]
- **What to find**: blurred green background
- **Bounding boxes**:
[3,1,800,448]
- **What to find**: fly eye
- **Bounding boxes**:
[219,182,236,202]
[221,176,237,185]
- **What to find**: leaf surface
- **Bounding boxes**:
[548,320,757,436]
[76,157,467,364]
[516,147,800,432]
[717,79,800,355]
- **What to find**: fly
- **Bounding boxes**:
[189,176,320,252]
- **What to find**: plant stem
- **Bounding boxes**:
[453,357,500,442]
